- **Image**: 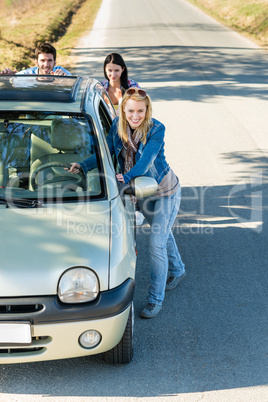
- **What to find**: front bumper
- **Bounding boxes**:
[0,279,134,364]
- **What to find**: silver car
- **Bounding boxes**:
[0,75,157,364]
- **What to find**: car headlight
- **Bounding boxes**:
[58,267,99,303]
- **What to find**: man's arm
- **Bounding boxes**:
[0,67,17,75]
[0,66,71,75]
[52,66,72,76]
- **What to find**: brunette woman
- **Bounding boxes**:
[101,53,139,112]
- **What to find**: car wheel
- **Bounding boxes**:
[103,302,134,364]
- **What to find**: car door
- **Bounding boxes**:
[98,96,136,238]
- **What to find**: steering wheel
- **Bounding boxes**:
[31,162,86,191]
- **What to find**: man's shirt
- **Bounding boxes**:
[17,66,72,75]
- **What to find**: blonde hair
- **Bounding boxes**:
[118,90,152,144]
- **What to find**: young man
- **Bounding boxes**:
[0,43,71,76]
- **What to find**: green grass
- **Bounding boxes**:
[0,0,102,70]
[188,0,268,47]
[54,0,102,69]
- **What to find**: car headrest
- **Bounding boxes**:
[50,118,86,151]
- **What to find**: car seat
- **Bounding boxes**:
[30,118,93,190]
[0,122,31,187]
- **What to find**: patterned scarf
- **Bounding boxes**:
[123,124,142,174]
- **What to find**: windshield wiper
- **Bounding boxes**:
[0,196,42,208]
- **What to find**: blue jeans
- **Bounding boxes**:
[138,187,185,305]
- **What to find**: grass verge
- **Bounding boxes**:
[0,0,102,70]
[54,0,102,71]
[188,0,268,48]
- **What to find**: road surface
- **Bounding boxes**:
[1,0,267,401]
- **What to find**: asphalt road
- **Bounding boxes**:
[1,0,268,401]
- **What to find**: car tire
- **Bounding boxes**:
[103,302,134,364]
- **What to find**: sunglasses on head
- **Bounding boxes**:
[125,88,147,98]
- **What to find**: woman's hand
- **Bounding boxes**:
[65,163,81,174]
[116,173,125,183]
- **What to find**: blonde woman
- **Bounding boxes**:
[69,88,185,318]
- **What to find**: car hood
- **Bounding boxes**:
[0,201,110,297]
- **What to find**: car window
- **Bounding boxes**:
[98,100,113,137]
[0,112,105,203]
[98,100,122,174]
[100,91,116,121]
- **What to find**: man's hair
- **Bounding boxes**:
[35,43,57,61]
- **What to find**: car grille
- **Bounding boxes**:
[0,347,43,354]
[0,336,51,356]
[0,304,44,314]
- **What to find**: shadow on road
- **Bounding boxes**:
[0,154,267,398]
[72,45,268,102]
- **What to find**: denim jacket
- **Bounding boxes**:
[80,117,170,184]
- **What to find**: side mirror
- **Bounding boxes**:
[122,176,158,198]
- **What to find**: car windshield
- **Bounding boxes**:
[0,112,104,204]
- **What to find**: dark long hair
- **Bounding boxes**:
[103,53,129,90]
